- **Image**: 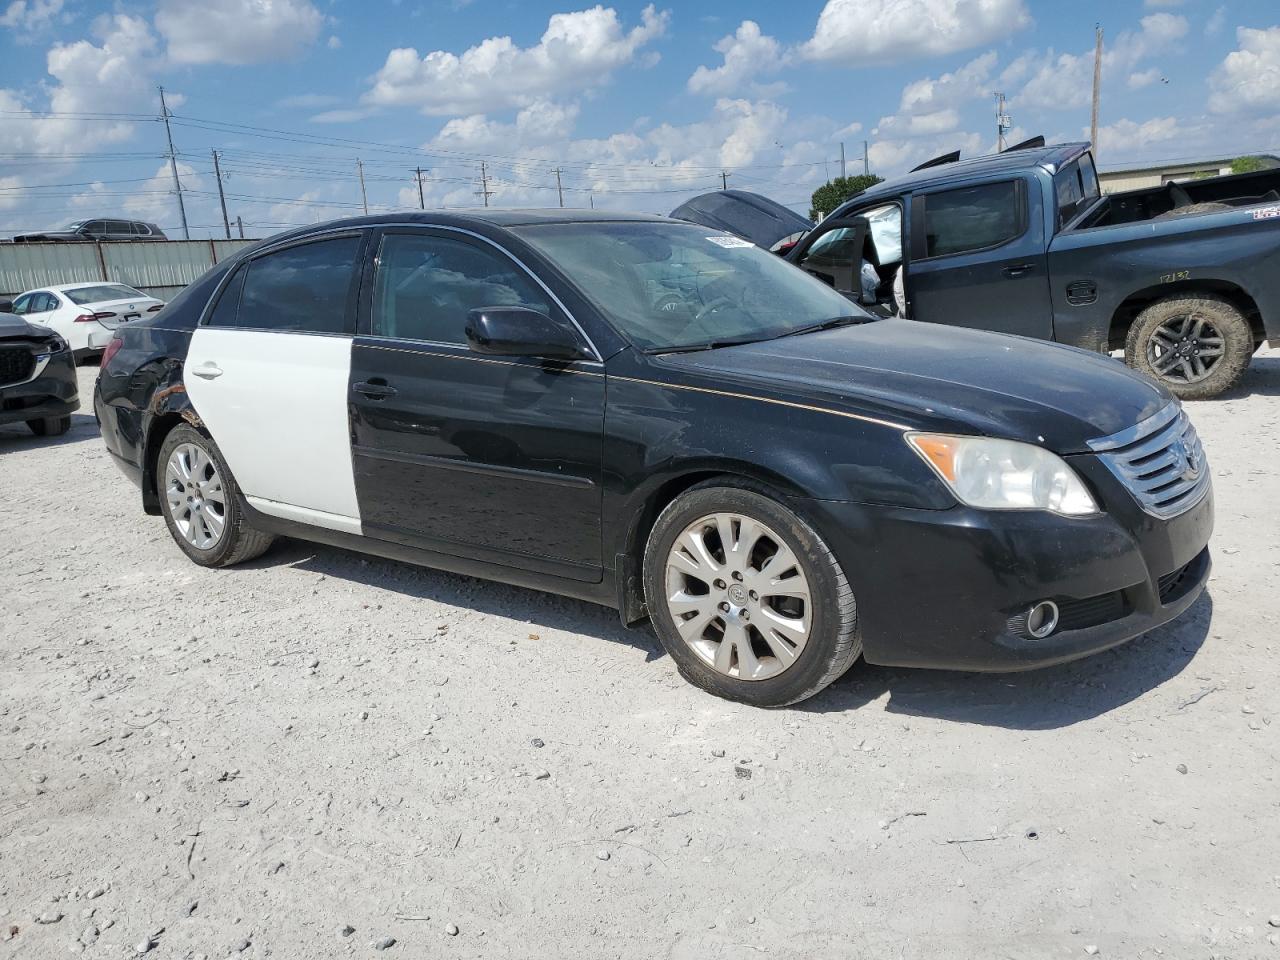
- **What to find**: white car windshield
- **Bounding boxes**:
[64,284,147,305]
[513,221,871,352]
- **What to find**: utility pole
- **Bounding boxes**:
[720,171,730,190]
[415,167,426,209]
[211,149,231,239]
[840,142,846,179]
[476,161,494,207]
[995,92,1011,151]
[1090,24,1104,157]
[158,86,189,240]
[863,140,869,176]
[236,215,244,240]
[356,158,368,215]
[554,167,564,207]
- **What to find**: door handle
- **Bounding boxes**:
[192,361,223,380]
[353,379,397,400]
[1003,263,1036,278]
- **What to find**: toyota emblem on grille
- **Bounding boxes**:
[1172,437,1200,480]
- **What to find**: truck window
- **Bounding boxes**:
[920,181,1022,258]
[1055,156,1101,228]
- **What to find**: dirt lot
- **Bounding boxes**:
[2,355,1278,960]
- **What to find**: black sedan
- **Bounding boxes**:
[94,211,1212,706]
[0,311,78,436]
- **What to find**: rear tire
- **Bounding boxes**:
[27,415,71,437]
[1125,294,1253,400]
[156,424,274,567]
[642,481,860,707]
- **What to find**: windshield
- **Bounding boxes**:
[64,221,87,230]
[64,284,147,305]
[512,221,870,352]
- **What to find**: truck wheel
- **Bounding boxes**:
[643,481,861,707]
[1125,294,1253,400]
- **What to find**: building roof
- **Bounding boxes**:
[1097,154,1280,176]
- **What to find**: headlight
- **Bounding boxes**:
[907,433,1099,516]
[43,334,69,354]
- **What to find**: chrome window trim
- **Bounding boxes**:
[241,221,603,362]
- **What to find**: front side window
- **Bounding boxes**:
[513,221,869,352]
[212,235,361,334]
[10,293,32,315]
[371,233,550,344]
[921,181,1023,258]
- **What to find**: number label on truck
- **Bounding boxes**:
[1252,205,1280,221]
[1159,270,1190,284]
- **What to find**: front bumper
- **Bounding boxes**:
[0,348,79,426]
[798,482,1213,672]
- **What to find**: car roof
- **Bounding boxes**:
[832,141,1092,213]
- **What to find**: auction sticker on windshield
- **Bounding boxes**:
[706,235,754,248]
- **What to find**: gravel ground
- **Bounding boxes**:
[2,353,1278,960]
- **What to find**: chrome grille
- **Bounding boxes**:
[1088,403,1210,519]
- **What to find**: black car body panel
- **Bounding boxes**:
[0,313,78,427]
[96,211,1213,673]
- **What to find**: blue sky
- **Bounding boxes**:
[1,0,1277,238]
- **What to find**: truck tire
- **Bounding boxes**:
[27,415,72,437]
[1125,294,1253,400]
[1153,202,1232,220]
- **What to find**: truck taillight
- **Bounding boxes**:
[101,334,123,368]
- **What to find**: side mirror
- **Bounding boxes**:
[465,306,588,361]
[0,300,13,313]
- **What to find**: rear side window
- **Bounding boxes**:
[921,181,1023,258]
[211,235,361,334]
[371,233,550,344]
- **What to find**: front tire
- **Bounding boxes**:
[156,424,274,567]
[642,482,860,707]
[1125,294,1253,400]
[27,415,71,437]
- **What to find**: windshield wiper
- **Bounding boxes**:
[647,336,770,355]
[773,315,871,340]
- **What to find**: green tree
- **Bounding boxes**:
[1231,156,1268,174]
[809,174,884,221]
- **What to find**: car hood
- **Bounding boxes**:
[654,319,1171,453]
[0,312,55,341]
[669,190,813,250]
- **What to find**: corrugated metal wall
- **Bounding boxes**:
[0,239,257,300]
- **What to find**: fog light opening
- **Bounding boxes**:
[1026,600,1060,639]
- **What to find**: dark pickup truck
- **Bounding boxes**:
[682,143,1280,399]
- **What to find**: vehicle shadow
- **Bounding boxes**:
[0,412,99,449]
[1218,352,1280,399]
[808,592,1213,729]
[244,537,666,661]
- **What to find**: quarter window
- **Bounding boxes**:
[372,233,550,344]
[212,235,362,334]
[921,181,1023,258]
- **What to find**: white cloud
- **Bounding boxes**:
[156,0,325,65]
[1013,13,1188,111]
[899,50,996,113]
[364,5,669,115]
[874,108,962,138]
[800,0,1030,64]
[1144,0,1183,6]
[1128,67,1160,88]
[1091,116,1185,156]
[431,100,582,152]
[327,35,341,50]
[687,20,785,96]
[0,0,62,33]
[1206,6,1226,36]
[1209,26,1280,114]
[309,108,371,124]
[868,131,984,175]
[121,161,204,225]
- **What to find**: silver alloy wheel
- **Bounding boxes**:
[1147,312,1225,384]
[663,512,812,681]
[164,442,227,550]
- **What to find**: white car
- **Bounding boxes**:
[5,282,164,361]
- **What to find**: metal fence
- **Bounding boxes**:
[0,239,257,301]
